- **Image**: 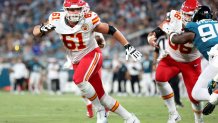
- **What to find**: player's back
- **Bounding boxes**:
[186,19,218,59]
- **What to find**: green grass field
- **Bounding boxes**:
[0,91,217,123]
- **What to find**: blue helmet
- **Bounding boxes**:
[192,6,213,22]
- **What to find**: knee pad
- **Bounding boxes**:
[77,81,95,98]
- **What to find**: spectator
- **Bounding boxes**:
[12,58,29,94]
[27,57,44,94]
[127,59,142,95]
[47,58,61,95]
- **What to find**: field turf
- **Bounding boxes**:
[0,91,217,123]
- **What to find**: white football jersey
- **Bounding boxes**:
[48,11,100,64]
[160,10,200,62]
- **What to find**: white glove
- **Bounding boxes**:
[63,56,73,70]
[40,23,55,34]
[124,44,142,61]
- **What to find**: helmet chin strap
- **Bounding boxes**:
[181,11,193,25]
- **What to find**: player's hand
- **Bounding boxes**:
[147,32,158,48]
[95,36,105,48]
[63,56,73,70]
[40,23,56,34]
[124,44,142,61]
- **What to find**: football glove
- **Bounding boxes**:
[40,23,55,35]
[124,44,142,61]
[96,36,105,48]
[63,55,73,70]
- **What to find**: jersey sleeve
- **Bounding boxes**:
[48,13,53,23]
[185,22,196,33]
[160,10,183,34]
[48,12,62,25]
[169,10,183,34]
[86,11,101,30]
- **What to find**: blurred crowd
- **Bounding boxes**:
[0,50,188,98]
[0,0,217,95]
[0,0,184,60]
[0,0,216,59]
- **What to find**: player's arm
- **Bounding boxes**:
[94,23,129,46]
[94,23,142,61]
[33,21,55,37]
[147,21,167,47]
[170,31,195,44]
[153,48,159,65]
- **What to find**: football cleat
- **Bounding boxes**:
[86,104,94,118]
[96,109,108,123]
[203,91,218,115]
[202,102,215,115]
[124,113,140,123]
[105,108,110,117]
[167,111,181,123]
[195,118,204,123]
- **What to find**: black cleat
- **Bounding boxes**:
[203,102,216,115]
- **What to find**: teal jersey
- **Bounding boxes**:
[185,19,218,60]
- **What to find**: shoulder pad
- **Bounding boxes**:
[49,12,63,24]
[84,11,101,29]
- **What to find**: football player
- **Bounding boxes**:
[170,5,218,116]
[63,32,107,119]
[147,0,204,123]
[33,0,142,123]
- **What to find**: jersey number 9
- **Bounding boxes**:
[198,23,218,42]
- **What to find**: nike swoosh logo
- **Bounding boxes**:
[194,64,199,67]
[175,116,180,121]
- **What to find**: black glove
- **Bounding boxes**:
[40,23,56,35]
[124,44,142,61]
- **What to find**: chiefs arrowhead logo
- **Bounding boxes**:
[81,23,89,31]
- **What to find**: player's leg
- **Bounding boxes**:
[205,77,218,114]
[202,56,218,115]
[28,72,34,93]
[169,75,183,108]
[100,94,140,123]
[89,72,140,123]
[155,56,181,123]
[73,48,107,123]
[82,95,94,118]
[180,58,203,122]
[191,102,204,123]
[34,73,41,94]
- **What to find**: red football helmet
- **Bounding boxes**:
[180,0,200,24]
[63,0,90,22]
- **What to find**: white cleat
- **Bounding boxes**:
[124,113,140,123]
[96,109,108,123]
[167,111,181,123]
[195,118,204,123]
